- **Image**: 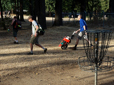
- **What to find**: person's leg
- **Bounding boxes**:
[28,43,34,54]
[85,39,93,46]
[84,34,92,46]
[35,37,47,53]
[83,35,93,48]
[35,44,45,49]
[28,36,35,54]
[14,37,18,42]
[72,38,79,50]
[75,38,79,47]
[72,34,81,50]
[30,43,33,53]
[13,30,18,43]
[35,44,47,53]
[14,37,17,40]
[85,39,89,43]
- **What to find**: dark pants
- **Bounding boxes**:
[13,29,18,37]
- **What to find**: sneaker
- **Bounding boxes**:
[90,44,93,46]
[16,42,19,44]
[44,48,47,53]
[28,52,33,55]
[90,44,94,49]
[14,41,16,44]
[71,47,77,50]
[14,41,19,44]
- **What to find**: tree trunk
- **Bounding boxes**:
[14,0,16,13]
[109,0,114,17]
[0,0,3,21]
[71,0,75,12]
[53,0,63,26]
[33,0,36,20]
[20,0,24,21]
[29,0,33,16]
[109,0,114,13]
[0,0,6,30]
[37,0,47,29]
[80,0,86,20]
[16,0,20,20]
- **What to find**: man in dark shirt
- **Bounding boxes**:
[11,16,19,44]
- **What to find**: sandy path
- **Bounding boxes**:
[0,21,114,85]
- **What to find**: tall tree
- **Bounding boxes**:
[16,0,20,19]
[0,0,3,21]
[36,0,47,29]
[33,0,36,20]
[53,0,63,26]
[71,0,76,12]
[14,0,16,13]
[80,0,86,20]
[28,0,33,16]
[109,0,114,13]
[20,0,24,21]
[0,0,6,30]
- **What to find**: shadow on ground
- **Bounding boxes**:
[100,80,114,85]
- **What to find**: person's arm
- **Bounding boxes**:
[32,21,39,37]
[81,19,87,31]
[11,19,15,26]
[83,25,87,34]
[34,25,39,37]
[35,25,39,31]
[83,25,86,30]
[8,19,15,30]
[75,29,80,33]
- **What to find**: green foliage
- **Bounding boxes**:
[0,0,110,13]
[45,0,55,12]
[87,0,100,11]
[1,0,29,11]
[1,0,15,11]
[62,0,73,12]
[23,0,29,10]
[45,0,110,13]
[87,0,109,12]
[45,0,78,12]
[100,0,109,12]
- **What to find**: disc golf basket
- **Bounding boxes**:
[78,29,114,85]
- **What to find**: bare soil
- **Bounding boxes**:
[0,19,114,85]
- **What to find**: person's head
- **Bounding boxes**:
[14,16,17,19]
[78,14,82,20]
[28,16,33,22]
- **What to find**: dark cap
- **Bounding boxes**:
[14,16,17,18]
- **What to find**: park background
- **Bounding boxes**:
[0,0,114,85]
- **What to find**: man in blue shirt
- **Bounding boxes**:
[72,15,90,50]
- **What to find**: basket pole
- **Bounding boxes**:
[94,33,99,85]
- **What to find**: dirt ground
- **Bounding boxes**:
[0,18,114,85]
